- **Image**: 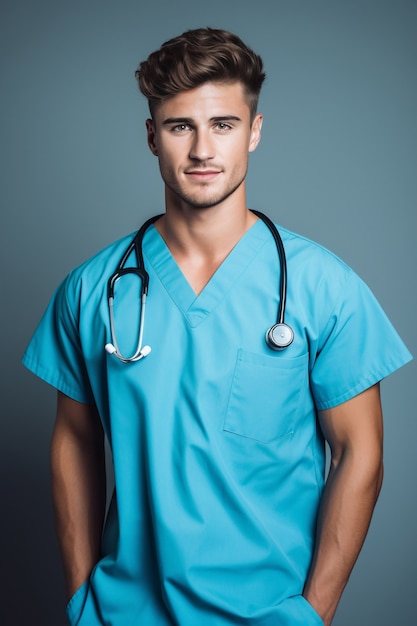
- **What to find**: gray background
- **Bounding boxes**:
[1,1,416,624]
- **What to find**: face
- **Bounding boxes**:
[146,82,263,211]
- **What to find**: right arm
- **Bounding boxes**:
[51,391,106,600]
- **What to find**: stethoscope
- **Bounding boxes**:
[105,210,294,363]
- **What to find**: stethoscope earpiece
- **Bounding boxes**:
[265,323,294,350]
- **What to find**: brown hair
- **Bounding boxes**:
[136,28,266,120]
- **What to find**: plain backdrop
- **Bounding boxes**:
[1,1,416,624]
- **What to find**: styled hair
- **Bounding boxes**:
[136,28,266,120]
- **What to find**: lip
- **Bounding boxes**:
[185,170,222,181]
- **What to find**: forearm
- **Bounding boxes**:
[51,398,106,599]
[303,448,383,625]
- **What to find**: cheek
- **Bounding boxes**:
[157,151,182,181]
[226,136,250,161]
[230,144,249,171]
[158,142,185,168]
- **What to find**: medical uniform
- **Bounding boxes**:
[23,218,411,626]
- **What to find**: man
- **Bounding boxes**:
[23,28,411,626]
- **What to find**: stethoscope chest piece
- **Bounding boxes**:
[265,323,294,350]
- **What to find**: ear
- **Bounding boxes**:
[248,113,263,153]
[146,118,158,156]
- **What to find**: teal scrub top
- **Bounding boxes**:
[23,219,412,626]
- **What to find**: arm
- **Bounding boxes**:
[303,383,384,625]
[51,391,106,600]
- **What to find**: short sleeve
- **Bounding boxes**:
[310,271,412,410]
[22,273,94,404]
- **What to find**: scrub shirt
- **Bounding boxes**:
[23,218,412,626]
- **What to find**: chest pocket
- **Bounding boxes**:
[223,349,309,444]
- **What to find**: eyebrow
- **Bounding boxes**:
[162,116,242,125]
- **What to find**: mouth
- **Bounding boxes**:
[185,169,222,182]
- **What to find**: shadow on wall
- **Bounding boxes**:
[1,388,67,626]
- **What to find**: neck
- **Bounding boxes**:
[154,190,258,294]
[156,186,256,258]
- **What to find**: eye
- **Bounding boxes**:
[172,124,191,133]
[215,122,232,131]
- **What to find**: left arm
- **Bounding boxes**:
[303,383,384,625]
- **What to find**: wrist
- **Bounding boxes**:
[64,560,95,601]
[303,588,336,626]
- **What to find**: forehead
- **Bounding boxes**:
[153,81,251,121]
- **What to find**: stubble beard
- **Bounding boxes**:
[163,171,248,211]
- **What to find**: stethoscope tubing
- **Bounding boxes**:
[250,210,287,326]
[106,211,293,362]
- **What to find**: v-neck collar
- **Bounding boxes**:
[142,219,270,327]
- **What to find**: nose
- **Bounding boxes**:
[189,129,214,162]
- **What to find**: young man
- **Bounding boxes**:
[23,28,411,626]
